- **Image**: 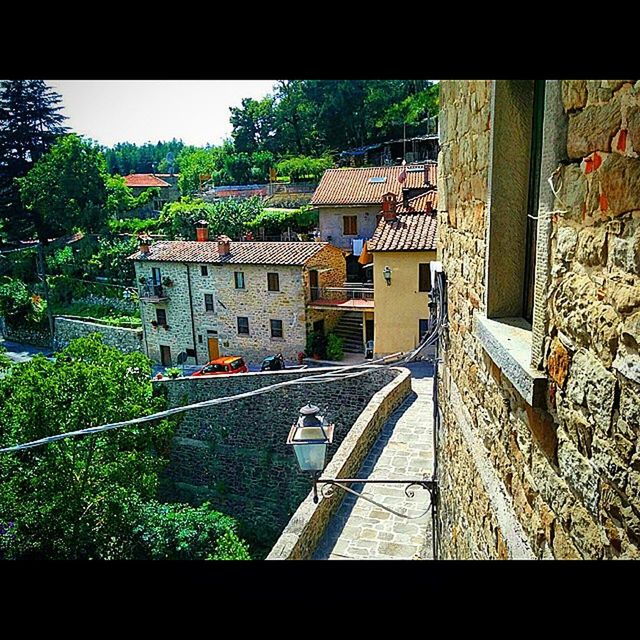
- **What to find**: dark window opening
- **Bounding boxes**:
[343,215,358,236]
[267,272,280,291]
[270,319,283,338]
[237,316,249,334]
[156,308,167,325]
[235,271,245,289]
[523,80,546,324]
[418,263,431,292]
[186,348,196,357]
[198,335,203,344]
[419,318,429,340]
[151,267,162,285]
[201,265,209,277]
[204,294,215,312]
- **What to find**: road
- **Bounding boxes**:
[0,338,52,364]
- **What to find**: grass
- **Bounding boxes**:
[51,302,142,329]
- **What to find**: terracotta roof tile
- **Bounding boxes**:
[369,213,438,252]
[124,174,170,188]
[128,241,333,266]
[397,190,438,213]
[311,164,437,206]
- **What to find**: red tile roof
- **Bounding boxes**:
[397,190,438,213]
[128,241,334,266]
[311,164,437,206]
[369,213,438,252]
[124,174,170,188]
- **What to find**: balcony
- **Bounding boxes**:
[139,283,169,303]
[307,283,374,310]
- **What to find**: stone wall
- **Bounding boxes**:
[437,80,640,559]
[0,316,51,348]
[267,367,412,559]
[156,366,401,557]
[53,317,143,353]
[74,294,138,314]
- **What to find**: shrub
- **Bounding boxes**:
[326,332,344,361]
[164,367,182,379]
[306,330,327,359]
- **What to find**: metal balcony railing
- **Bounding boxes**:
[309,283,374,304]
[139,283,167,301]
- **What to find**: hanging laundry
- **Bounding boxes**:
[352,237,364,256]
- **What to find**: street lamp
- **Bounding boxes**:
[287,403,437,519]
[382,266,392,286]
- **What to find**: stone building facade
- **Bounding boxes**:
[437,80,640,559]
[130,238,346,365]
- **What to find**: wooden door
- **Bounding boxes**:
[160,345,171,366]
[309,269,319,300]
[208,337,219,361]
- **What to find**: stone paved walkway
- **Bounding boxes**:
[313,362,435,560]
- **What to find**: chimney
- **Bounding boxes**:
[217,235,231,256]
[381,192,397,222]
[425,201,433,214]
[195,219,209,242]
[424,164,432,187]
[137,232,152,255]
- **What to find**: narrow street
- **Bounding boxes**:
[0,338,52,364]
[314,362,435,560]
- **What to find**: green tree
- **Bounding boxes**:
[230,96,277,154]
[0,334,251,560]
[0,80,68,240]
[17,134,109,242]
[275,155,333,182]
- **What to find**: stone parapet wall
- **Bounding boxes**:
[53,317,143,353]
[0,316,52,348]
[437,80,640,559]
[267,367,412,560]
[156,366,402,557]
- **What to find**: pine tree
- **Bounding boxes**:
[0,80,68,241]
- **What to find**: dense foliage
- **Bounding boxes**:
[0,80,68,241]
[275,155,333,182]
[103,139,185,175]
[0,276,47,325]
[326,333,344,361]
[159,196,264,240]
[0,335,250,559]
[246,207,318,235]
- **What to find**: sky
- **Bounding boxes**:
[47,80,277,148]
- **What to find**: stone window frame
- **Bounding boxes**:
[270,319,284,339]
[204,293,215,313]
[475,80,567,407]
[234,271,245,290]
[267,272,280,292]
[237,316,250,335]
[343,215,358,236]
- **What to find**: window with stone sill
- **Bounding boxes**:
[477,80,566,406]
[204,293,215,312]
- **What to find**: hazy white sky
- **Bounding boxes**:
[48,80,277,148]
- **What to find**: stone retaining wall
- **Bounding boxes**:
[53,317,143,353]
[156,365,405,557]
[0,317,52,348]
[266,367,412,559]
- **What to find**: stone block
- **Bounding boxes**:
[547,336,570,388]
[609,218,640,275]
[619,379,640,426]
[552,521,582,559]
[592,433,628,491]
[565,348,617,436]
[567,500,605,558]
[576,225,608,266]
[557,428,599,513]
[612,310,640,384]
[609,282,640,315]
[567,100,621,159]
[562,80,587,112]
[599,154,640,217]
[556,226,578,262]
[626,105,640,154]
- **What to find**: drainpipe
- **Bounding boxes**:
[185,263,198,365]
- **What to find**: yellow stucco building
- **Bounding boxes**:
[369,191,438,356]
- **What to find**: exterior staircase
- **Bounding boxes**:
[333,311,364,354]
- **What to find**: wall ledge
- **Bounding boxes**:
[474,314,547,407]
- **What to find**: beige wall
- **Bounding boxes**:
[438,79,640,559]
[372,250,436,355]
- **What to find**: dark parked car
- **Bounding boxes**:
[261,353,286,371]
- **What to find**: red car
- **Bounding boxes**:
[191,356,248,376]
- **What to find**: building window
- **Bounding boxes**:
[418,263,431,292]
[151,267,161,285]
[267,272,280,292]
[237,316,249,335]
[186,348,196,358]
[235,271,245,289]
[204,294,215,312]
[198,335,203,344]
[201,265,209,277]
[343,215,358,236]
[523,80,546,324]
[419,318,429,340]
[156,308,167,326]
[270,319,283,338]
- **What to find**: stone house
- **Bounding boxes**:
[311,164,437,281]
[437,80,640,559]
[368,190,438,357]
[123,173,178,215]
[128,227,346,366]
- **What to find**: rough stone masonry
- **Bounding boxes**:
[437,80,640,559]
